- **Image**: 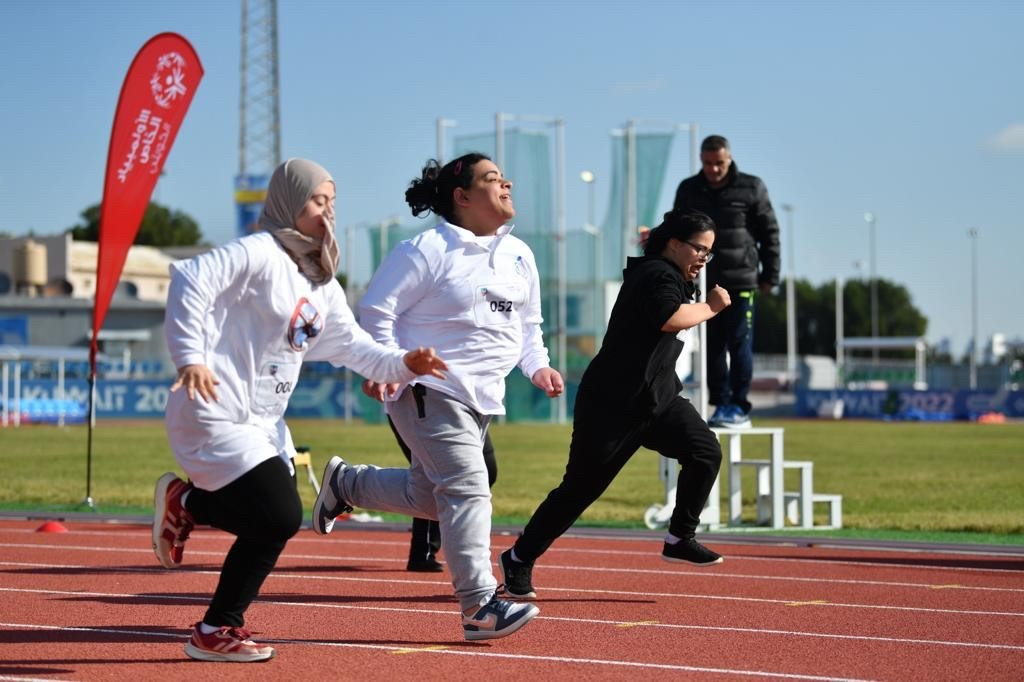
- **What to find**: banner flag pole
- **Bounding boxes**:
[85,33,204,507]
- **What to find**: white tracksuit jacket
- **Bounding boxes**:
[164,232,414,490]
[358,220,551,415]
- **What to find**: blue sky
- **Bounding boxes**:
[1,0,1021,356]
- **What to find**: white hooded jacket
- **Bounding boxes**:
[358,220,551,415]
[165,232,414,490]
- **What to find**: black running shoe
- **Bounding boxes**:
[406,556,444,573]
[499,548,537,599]
[661,538,724,566]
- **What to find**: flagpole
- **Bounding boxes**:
[84,365,97,509]
[86,32,204,509]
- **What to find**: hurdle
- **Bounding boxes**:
[292,446,321,494]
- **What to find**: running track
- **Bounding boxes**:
[1,517,1022,680]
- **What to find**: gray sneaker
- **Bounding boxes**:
[313,456,353,535]
[462,594,540,641]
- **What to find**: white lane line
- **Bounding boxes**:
[1,586,1022,652]
[0,621,873,681]
[551,542,1024,561]
[4,526,1022,576]
[2,540,1024,598]
[535,546,1024,578]
[6,525,1024,585]
[1,555,1022,618]
[3,539,1021,596]
[487,561,1024,594]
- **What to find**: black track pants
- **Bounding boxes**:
[185,456,303,627]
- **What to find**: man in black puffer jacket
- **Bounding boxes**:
[673,135,780,427]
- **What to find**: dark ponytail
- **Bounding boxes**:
[405,152,490,224]
[643,209,716,257]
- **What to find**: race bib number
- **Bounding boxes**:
[472,281,525,327]
[253,358,301,414]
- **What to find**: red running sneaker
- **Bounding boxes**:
[184,622,276,662]
[152,473,194,569]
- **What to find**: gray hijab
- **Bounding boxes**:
[258,158,340,285]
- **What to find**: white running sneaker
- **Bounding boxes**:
[312,456,353,535]
[462,594,540,641]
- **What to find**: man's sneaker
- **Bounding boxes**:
[715,404,752,429]
[708,404,731,427]
[313,456,354,535]
[499,549,537,599]
[407,555,444,573]
[661,538,724,566]
[184,622,275,662]
[153,473,194,569]
[462,595,540,641]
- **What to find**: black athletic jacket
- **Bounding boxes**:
[672,162,780,291]
[579,256,694,417]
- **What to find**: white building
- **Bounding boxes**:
[0,233,176,303]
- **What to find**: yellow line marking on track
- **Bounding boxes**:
[786,600,829,607]
[391,645,450,655]
[929,584,963,590]
[616,620,660,628]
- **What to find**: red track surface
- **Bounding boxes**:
[1,518,1022,680]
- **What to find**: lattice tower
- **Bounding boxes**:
[239,0,280,175]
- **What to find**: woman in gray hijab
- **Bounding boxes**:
[155,158,447,662]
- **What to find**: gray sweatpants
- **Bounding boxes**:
[335,385,495,612]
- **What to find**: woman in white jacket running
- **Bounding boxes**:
[313,152,563,642]
[153,158,446,663]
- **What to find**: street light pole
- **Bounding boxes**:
[835,275,844,387]
[624,120,637,264]
[555,118,567,424]
[580,170,601,351]
[781,204,796,385]
[864,212,879,363]
[968,227,979,389]
[582,171,596,236]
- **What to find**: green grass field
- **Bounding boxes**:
[2,418,1022,545]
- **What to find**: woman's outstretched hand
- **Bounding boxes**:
[361,379,399,402]
[531,367,564,398]
[170,364,221,402]
[403,347,448,379]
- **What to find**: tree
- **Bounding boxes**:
[68,202,202,246]
[753,278,928,358]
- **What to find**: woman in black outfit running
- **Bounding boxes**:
[499,209,731,598]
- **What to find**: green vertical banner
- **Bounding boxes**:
[599,131,676,280]
[455,129,557,421]
[367,222,420,272]
[453,129,554,271]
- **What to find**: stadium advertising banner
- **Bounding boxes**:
[7,381,1023,422]
[9,379,369,421]
[797,388,1024,421]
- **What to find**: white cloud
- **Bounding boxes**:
[985,122,1024,152]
